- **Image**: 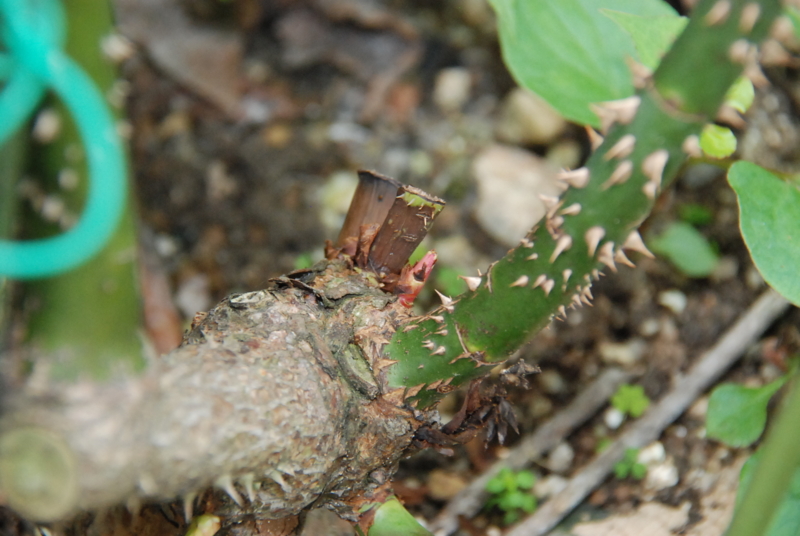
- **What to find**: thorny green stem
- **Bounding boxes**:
[385,0,783,408]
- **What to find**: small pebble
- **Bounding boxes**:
[175,274,212,319]
[427,469,468,501]
[637,442,666,465]
[546,442,575,474]
[604,407,625,430]
[533,475,568,499]
[154,234,180,258]
[644,460,679,491]
[496,88,567,145]
[433,67,472,112]
[58,168,80,190]
[40,195,65,223]
[472,144,564,246]
[658,289,687,315]
[710,255,738,282]
[101,33,136,63]
[32,108,61,143]
[598,338,646,366]
[687,396,709,420]
[639,318,661,337]
[537,369,568,395]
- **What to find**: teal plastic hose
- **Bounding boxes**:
[0,0,127,279]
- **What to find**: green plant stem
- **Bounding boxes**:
[727,376,800,536]
[0,129,26,349]
[24,0,143,379]
[385,0,781,408]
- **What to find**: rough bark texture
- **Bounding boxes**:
[0,260,423,524]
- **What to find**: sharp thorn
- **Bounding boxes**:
[739,3,761,33]
[431,347,446,356]
[586,127,605,150]
[539,194,561,212]
[550,234,573,263]
[643,181,658,200]
[626,57,653,88]
[216,474,243,506]
[591,96,641,132]
[558,305,567,319]
[422,340,436,350]
[705,0,731,26]
[603,134,636,161]
[526,253,539,261]
[435,290,455,312]
[533,274,547,289]
[598,241,617,272]
[571,294,583,308]
[623,230,655,258]
[520,237,534,248]
[562,269,573,286]
[603,160,633,189]
[542,278,555,296]
[682,135,702,158]
[510,275,529,287]
[585,226,606,257]
[459,275,482,291]
[183,492,198,523]
[556,167,590,188]
[560,203,582,216]
[240,473,255,503]
[614,248,636,268]
[770,16,795,45]
[642,149,669,188]
[729,38,753,64]
[430,315,445,323]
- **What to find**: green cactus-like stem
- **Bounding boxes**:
[385,0,782,408]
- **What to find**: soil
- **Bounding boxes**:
[8,0,800,535]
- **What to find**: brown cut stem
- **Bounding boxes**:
[336,170,401,255]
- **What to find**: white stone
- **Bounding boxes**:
[637,442,667,465]
[604,407,625,430]
[533,474,568,499]
[658,289,688,315]
[433,67,472,112]
[175,274,212,319]
[496,88,567,145]
[598,338,647,366]
[645,460,680,491]
[545,442,575,474]
[472,144,565,246]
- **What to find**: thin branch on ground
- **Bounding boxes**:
[505,289,791,536]
[432,367,635,536]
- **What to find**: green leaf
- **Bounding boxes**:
[520,493,538,513]
[631,463,648,480]
[611,384,651,418]
[678,203,714,226]
[515,470,536,490]
[700,124,737,158]
[486,474,508,494]
[601,11,687,69]
[648,221,720,278]
[707,377,787,448]
[728,162,800,307]
[369,498,433,536]
[725,77,755,114]
[488,0,677,127]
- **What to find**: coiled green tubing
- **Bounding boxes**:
[0,0,126,278]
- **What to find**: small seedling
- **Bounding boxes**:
[614,448,647,480]
[485,468,537,525]
[611,384,651,418]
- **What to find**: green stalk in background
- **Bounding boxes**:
[727,376,800,536]
[384,0,781,408]
[0,131,26,349]
[24,0,143,380]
